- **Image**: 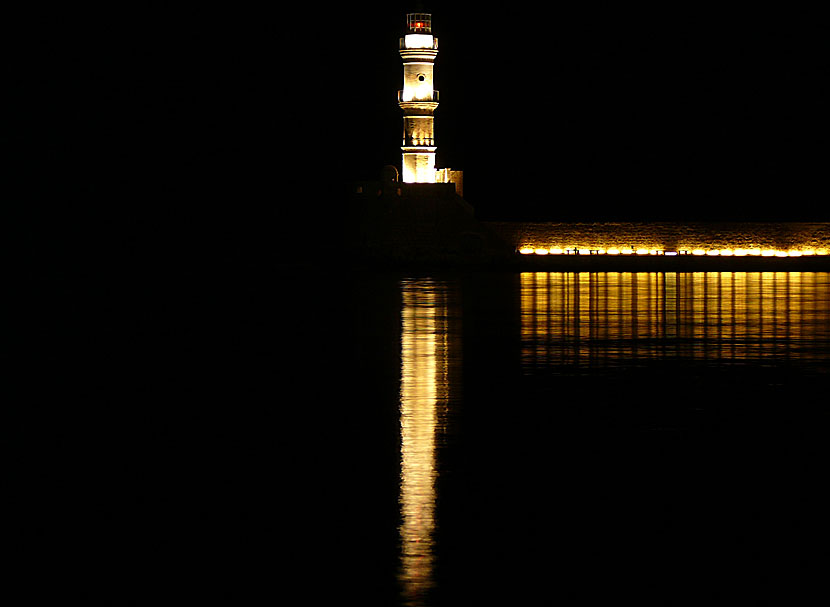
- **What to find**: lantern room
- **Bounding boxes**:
[407,13,432,34]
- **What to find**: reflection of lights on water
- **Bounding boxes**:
[398,279,453,607]
[520,271,830,368]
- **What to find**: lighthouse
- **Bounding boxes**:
[399,12,439,183]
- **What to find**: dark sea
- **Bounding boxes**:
[16,256,829,605]
[325,268,830,606]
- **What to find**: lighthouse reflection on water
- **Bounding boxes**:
[393,272,830,605]
[398,279,460,606]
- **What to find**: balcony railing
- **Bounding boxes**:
[398,90,439,103]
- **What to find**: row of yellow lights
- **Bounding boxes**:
[519,247,830,257]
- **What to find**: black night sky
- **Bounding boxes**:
[339,4,827,222]
[15,4,828,239]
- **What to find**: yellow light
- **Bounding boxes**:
[519,247,534,255]
[597,248,607,255]
[748,248,761,256]
[399,281,442,600]
[665,251,677,256]
[692,249,706,256]
[788,250,802,257]
[734,249,747,256]
[650,249,661,255]
[578,248,590,255]
[635,248,648,255]
[534,248,549,255]
[621,248,634,255]
[761,250,776,257]
[550,247,564,255]
[817,249,829,256]
[775,251,788,257]
[803,250,815,256]
[719,249,733,256]
[607,248,620,255]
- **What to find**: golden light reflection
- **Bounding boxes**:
[520,272,830,370]
[398,279,456,607]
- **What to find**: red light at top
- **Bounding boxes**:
[407,13,431,33]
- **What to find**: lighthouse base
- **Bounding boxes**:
[401,149,436,183]
[347,178,511,266]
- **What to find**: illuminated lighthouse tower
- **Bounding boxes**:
[399,12,440,183]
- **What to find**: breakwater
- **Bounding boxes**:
[488,222,830,254]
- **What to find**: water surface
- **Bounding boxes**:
[345,271,830,606]
[521,272,830,372]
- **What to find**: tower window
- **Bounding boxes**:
[418,75,425,82]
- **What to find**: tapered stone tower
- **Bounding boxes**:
[399,12,439,183]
